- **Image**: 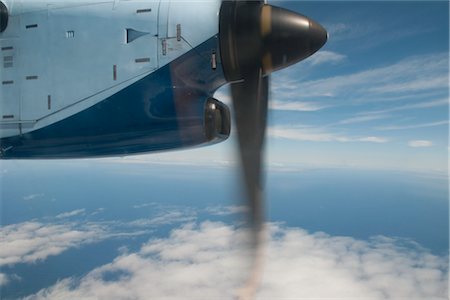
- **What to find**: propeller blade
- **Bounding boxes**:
[218,1,328,298]
[231,68,268,300]
[231,68,268,232]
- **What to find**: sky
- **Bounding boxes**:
[1,1,449,299]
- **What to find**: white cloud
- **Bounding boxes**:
[273,53,448,104]
[102,151,233,169]
[377,120,449,131]
[0,221,105,266]
[214,88,330,112]
[90,207,105,216]
[0,217,153,270]
[358,136,389,143]
[330,98,448,131]
[337,113,391,125]
[0,273,20,287]
[408,140,433,148]
[306,50,346,65]
[55,209,86,219]
[23,194,44,201]
[268,126,388,143]
[269,100,329,112]
[368,76,448,94]
[132,203,153,209]
[27,222,448,299]
[0,273,9,286]
[205,205,248,216]
[129,210,197,227]
[323,22,374,42]
[366,98,448,115]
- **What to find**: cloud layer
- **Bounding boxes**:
[27,222,448,299]
[268,126,388,143]
[0,221,104,267]
[273,53,448,102]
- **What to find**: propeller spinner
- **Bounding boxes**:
[218,1,327,298]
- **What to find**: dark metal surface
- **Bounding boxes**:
[231,68,268,231]
[0,1,8,33]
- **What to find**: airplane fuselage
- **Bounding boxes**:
[0,0,230,158]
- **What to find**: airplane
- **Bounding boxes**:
[0,1,326,295]
[0,0,326,159]
[0,0,326,212]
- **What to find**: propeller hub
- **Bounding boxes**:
[219,1,328,81]
[261,5,328,74]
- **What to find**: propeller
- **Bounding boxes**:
[218,1,327,298]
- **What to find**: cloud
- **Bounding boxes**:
[324,16,435,49]
[337,113,391,125]
[55,209,86,219]
[205,205,248,216]
[306,50,347,65]
[0,221,105,266]
[129,210,197,227]
[0,218,152,269]
[214,88,330,112]
[358,136,389,143]
[366,98,448,115]
[90,208,105,216]
[0,273,20,287]
[324,22,375,42]
[377,120,449,131]
[408,140,433,148]
[368,76,448,94]
[334,98,448,128]
[132,203,153,209]
[0,273,9,286]
[273,53,448,105]
[23,194,44,201]
[27,222,448,299]
[268,126,388,143]
[269,100,329,112]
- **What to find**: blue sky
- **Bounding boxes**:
[264,1,449,172]
[0,1,449,299]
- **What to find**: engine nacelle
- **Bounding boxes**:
[0,95,230,159]
[0,1,8,33]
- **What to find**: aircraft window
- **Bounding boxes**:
[26,76,38,80]
[2,80,13,84]
[1,46,13,51]
[25,24,38,29]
